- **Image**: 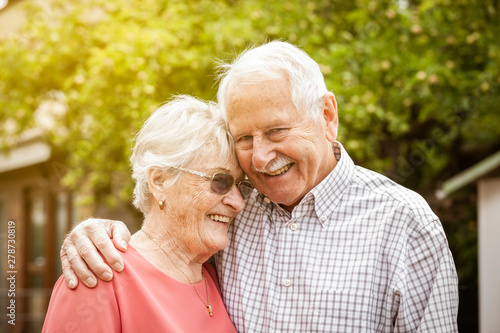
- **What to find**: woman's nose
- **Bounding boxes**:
[222,185,246,213]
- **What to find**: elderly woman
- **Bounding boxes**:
[42,96,252,332]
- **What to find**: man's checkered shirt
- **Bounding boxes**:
[214,141,458,332]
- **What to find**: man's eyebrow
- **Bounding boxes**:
[230,131,248,138]
[231,121,287,137]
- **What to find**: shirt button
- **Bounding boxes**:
[320,215,328,222]
[283,279,292,287]
[264,197,271,204]
[289,223,297,231]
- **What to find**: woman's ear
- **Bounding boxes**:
[322,92,338,143]
[147,168,166,200]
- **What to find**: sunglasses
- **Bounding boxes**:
[172,167,254,199]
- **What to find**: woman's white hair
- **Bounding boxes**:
[216,40,328,121]
[131,95,234,214]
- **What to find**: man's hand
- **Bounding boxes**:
[60,218,131,289]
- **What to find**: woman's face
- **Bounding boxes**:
[163,150,246,257]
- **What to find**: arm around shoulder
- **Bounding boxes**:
[60,218,131,289]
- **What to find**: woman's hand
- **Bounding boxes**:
[60,219,131,289]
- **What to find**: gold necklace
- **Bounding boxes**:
[141,229,213,317]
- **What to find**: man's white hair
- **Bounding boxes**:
[130,95,234,214]
[216,40,328,120]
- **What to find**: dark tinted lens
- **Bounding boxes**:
[236,181,254,199]
[211,173,235,194]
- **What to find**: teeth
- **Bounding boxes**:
[267,164,291,176]
[208,214,230,223]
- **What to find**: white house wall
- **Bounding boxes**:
[478,178,500,333]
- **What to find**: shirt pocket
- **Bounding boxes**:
[306,289,373,332]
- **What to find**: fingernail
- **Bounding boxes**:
[120,240,128,250]
[69,279,76,289]
[113,262,123,271]
[86,277,96,287]
[102,272,112,281]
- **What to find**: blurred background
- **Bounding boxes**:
[0,0,499,332]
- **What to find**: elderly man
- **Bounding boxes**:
[61,41,458,332]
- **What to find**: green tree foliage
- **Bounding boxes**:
[1,0,499,292]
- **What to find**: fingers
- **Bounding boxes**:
[96,220,130,272]
[61,240,78,289]
[69,220,119,281]
[61,238,98,288]
[108,220,132,252]
[61,218,131,287]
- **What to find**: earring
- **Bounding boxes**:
[159,200,165,210]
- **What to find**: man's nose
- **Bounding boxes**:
[252,137,276,172]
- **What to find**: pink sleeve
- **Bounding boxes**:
[42,276,121,333]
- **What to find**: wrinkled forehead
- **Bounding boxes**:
[221,70,290,112]
[225,80,304,129]
[190,141,241,174]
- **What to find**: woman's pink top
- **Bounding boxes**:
[42,245,237,333]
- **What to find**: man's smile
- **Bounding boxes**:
[265,163,293,176]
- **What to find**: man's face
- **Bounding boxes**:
[226,78,338,210]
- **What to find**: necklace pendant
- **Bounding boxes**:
[206,305,213,317]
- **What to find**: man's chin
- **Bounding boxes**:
[251,177,303,205]
[265,191,302,207]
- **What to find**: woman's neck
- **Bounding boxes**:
[130,227,205,284]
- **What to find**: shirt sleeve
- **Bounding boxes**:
[416,249,459,332]
[42,276,121,333]
[395,219,459,333]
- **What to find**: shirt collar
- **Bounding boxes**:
[310,141,354,226]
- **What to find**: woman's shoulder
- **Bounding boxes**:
[43,272,120,332]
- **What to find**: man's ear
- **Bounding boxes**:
[147,168,166,200]
[322,92,338,143]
